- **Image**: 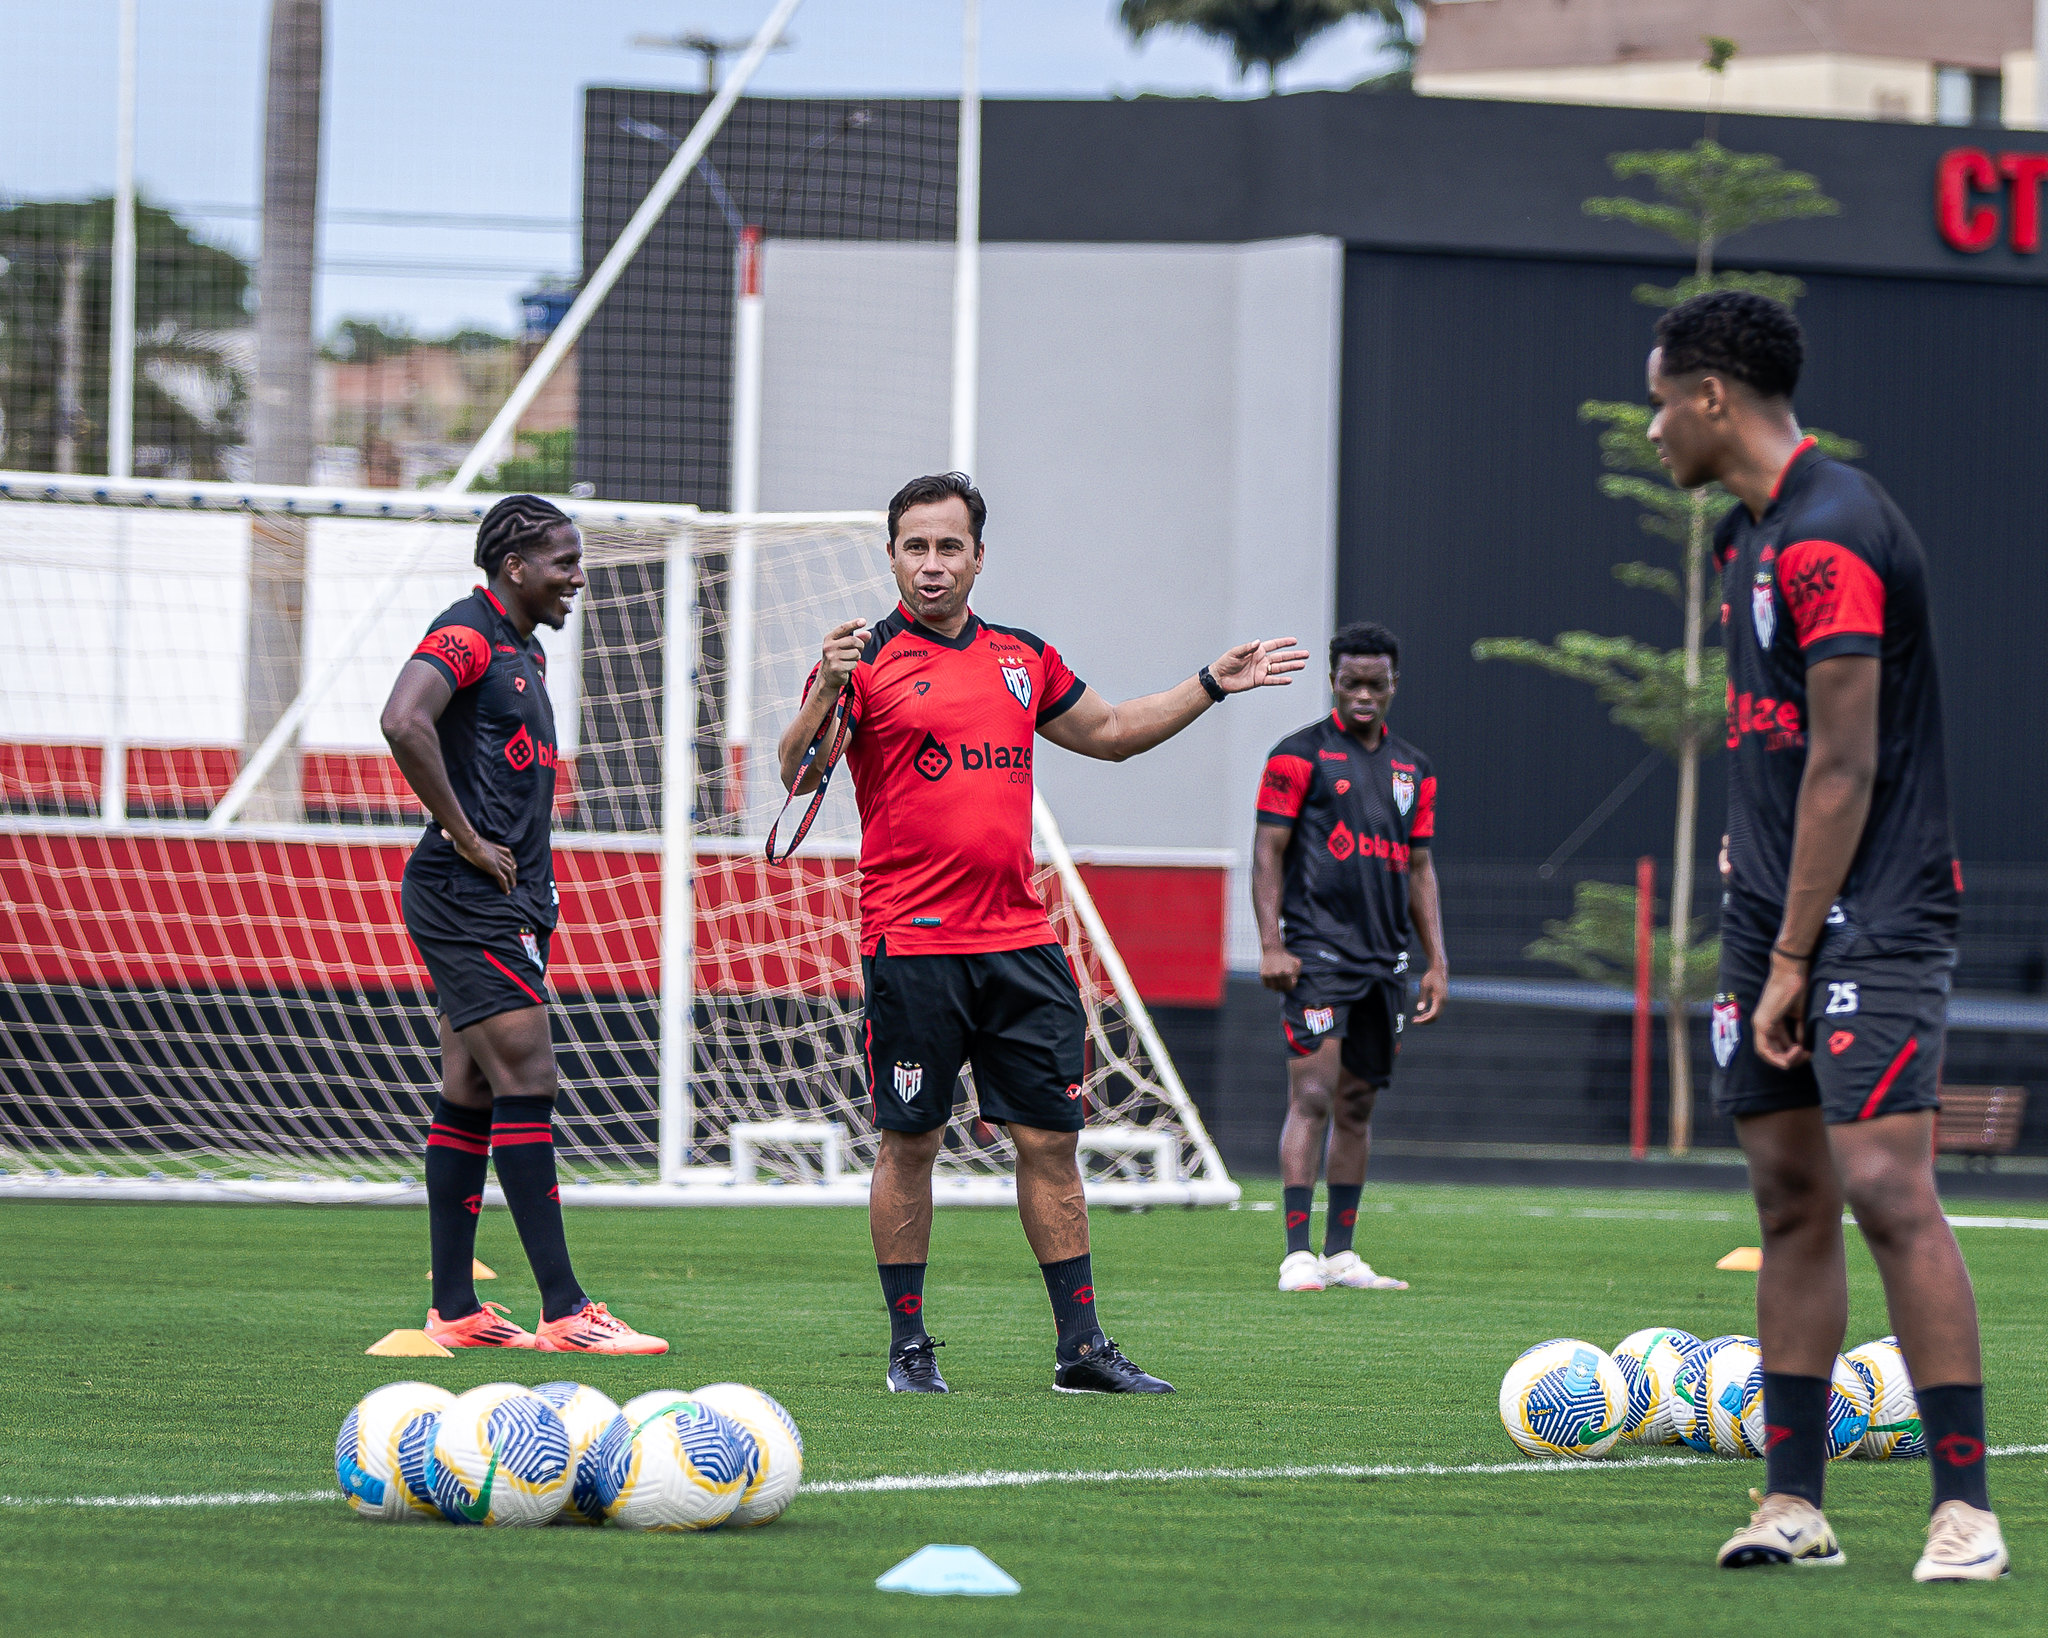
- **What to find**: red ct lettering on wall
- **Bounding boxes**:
[1937,147,2048,254]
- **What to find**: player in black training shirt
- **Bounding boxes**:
[380,495,665,1356]
[1646,292,2004,1580]
[1253,623,1446,1294]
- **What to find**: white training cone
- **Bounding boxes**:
[875,1544,1020,1597]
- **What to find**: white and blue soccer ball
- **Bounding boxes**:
[1671,1335,1750,1453]
[690,1382,803,1527]
[1845,1336,1925,1459]
[335,1381,452,1522]
[1704,1339,1765,1457]
[426,1382,572,1527]
[1612,1328,1704,1444]
[594,1391,758,1531]
[533,1381,623,1526]
[1498,1339,1629,1460]
[1735,1354,1873,1462]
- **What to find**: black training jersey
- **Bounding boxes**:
[1257,713,1436,976]
[1717,437,1958,948]
[404,585,562,929]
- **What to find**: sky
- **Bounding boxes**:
[3,0,1406,337]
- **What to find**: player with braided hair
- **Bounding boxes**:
[380,494,667,1355]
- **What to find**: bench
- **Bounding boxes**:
[1936,1086,2028,1169]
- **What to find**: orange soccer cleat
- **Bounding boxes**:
[424,1300,541,1349]
[535,1300,669,1355]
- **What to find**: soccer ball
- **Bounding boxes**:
[1736,1354,1872,1462]
[691,1382,803,1527]
[1612,1328,1704,1444]
[1704,1339,1765,1457]
[335,1381,452,1522]
[533,1381,623,1526]
[426,1382,572,1527]
[1671,1335,1750,1453]
[594,1391,758,1531]
[1498,1339,1628,1460]
[1845,1336,1925,1459]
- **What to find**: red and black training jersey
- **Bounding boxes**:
[1717,437,1958,948]
[404,586,561,929]
[822,604,1086,956]
[1257,714,1436,977]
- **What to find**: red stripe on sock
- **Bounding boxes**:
[427,1129,490,1154]
[491,1132,555,1147]
[491,1122,552,1132]
[480,948,544,1004]
[1857,1036,1919,1121]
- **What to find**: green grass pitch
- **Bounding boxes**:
[0,1181,2041,1636]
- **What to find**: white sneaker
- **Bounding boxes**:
[1277,1250,1325,1292]
[1321,1250,1408,1290]
[1716,1490,1845,1569]
[1913,1500,2010,1582]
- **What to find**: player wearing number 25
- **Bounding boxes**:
[778,472,1307,1397]
[1647,290,2004,1581]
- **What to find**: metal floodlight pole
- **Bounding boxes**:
[948,0,981,476]
[207,0,806,829]
[102,0,139,825]
[725,225,765,814]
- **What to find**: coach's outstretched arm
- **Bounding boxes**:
[1039,638,1309,763]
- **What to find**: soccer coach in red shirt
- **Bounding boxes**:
[779,472,1306,1396]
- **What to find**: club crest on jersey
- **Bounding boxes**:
[1711,993,1742,1068]
[1391,769,1415,816]
[999,659,1032,710]
[518,928,543,970]
[1752,546,1777,649]
[893,1062,923,1098]
[1304,1006,1335,1034]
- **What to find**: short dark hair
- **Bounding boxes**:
[475,494,572,577]
[1331,621,1399,673]
[1654,290,1804,401]
[887,471,985,545]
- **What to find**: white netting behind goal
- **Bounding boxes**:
[0,479,1229,1199]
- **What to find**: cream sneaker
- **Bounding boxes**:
[1277,1250,1325,1291]
[1321,1250,1408,1290]
[1716,1489,1845,1568]
[1913,1500,2010,1582]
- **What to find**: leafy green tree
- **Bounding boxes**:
[419,428,574,495]
[0,199,250,474]
[1117,0,1407,95]
[1527,880,1720,1003]
[1474,43,1844,1154]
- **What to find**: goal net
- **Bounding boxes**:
[0,475,1235,1205]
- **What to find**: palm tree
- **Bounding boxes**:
[1119,0,1408,95]
[243,0,323,821]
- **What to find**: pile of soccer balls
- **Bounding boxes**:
[1499,1331,1926,1462]
[335,1378,802,1529]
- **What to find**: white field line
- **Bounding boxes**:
[9,1445,2045,1511]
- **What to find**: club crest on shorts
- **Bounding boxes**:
[1711,993,1741,1067]
[1752,547,1778,649]
[999,659,1032,710]
[518,928,543,970]
[893,1061,924,1099]
[1391,769,1415,815]
[1304,1006,1335,1034]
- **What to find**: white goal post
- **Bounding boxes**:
[0,471,1237,1208]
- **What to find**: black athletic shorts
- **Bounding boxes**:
[861,939,1087,1134]
[401,865,553,1032]
[1280,961,1404,1086]
[1710,906,1951,1126]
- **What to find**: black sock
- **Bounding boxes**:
[425,1097,491,1320]
[490,1096,586,1323]
[1040,1253,1105,1360]
[1283,1186,1314,1256]
[1762,1372,1829,1507]
[1323,1184,1363,1256]
[878,1263,928,1351]
[1918,1382,1991,1512]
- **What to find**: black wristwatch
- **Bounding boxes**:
[1198,664,1227,703]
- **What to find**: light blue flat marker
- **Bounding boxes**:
[875,1544,1021,1597]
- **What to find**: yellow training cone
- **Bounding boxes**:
[1716,1246,1763,1272]
[366,1329,454,1357]
[424,1259,498,1281]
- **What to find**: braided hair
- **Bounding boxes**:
[474,494,572,578]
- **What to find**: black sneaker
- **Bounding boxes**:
[1052,1336,1173,1395]
[886,1336,949,1393]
